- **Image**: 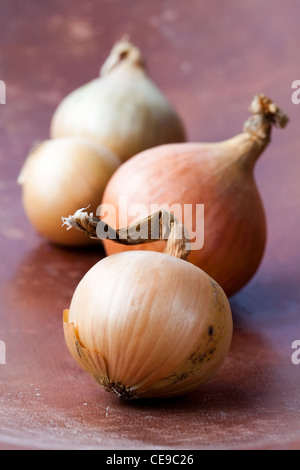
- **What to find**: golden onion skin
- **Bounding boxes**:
[20,137,120,246]
[64,251,233,399]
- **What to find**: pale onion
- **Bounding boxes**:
[50,38,186,162]
[19,137,120,246]
[101,94,289,297]
[63,209,233,399]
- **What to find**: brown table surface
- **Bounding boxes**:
[1,0,300,450]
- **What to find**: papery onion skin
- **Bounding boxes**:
[102,140,266,297]
[101,95,289,297]
[64,251,233,399]
[50,39,186,162]
[20,137,120,246]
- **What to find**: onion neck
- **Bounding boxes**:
[226,121,271,172]
[62,209,191,261]
[226,94,289,172]
[100,38,146,76]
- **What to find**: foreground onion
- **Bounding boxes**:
[101,94,289,297]
[50,38,186,162]
[19,137,120,246]
[63,210,233,399]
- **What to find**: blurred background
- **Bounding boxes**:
[0,0,300,450]
[1,0,298,145]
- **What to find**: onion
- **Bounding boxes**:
[63,210,233,399]
[50,38,186,163]
[19,137,120,246]
[101,94,289,297]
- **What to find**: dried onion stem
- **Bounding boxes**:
[62,208,190,260]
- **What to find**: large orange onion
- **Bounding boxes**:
[63,211,233,399]
[101,94,289,297]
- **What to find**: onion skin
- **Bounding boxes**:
[20,137,120,247]
[101,95,289,297]
[102,139,266,297]
[64,251,233,399]
[50,39,186,162]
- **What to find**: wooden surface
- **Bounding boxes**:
[1,0,300,450]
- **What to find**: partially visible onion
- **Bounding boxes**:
[19,137,120,246]
[50,38,186,162]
